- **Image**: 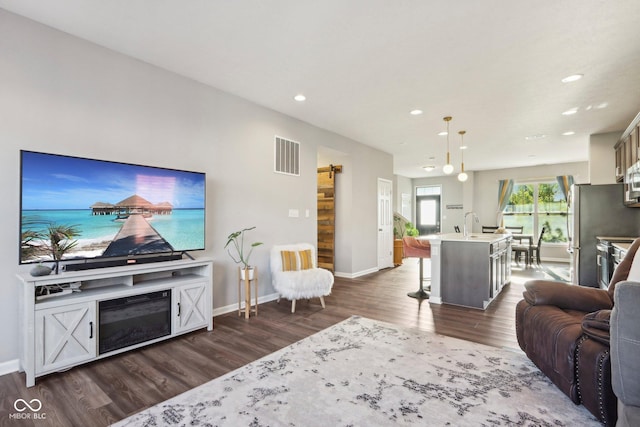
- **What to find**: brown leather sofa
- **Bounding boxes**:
[516,238,640,425]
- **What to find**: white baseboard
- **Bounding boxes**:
[0,358,20,376]
[212,292,279,317]
[334,267,379,279]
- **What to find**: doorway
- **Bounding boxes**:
[377,178,393,270]
[317,165,342,272]
[416,186,441,235]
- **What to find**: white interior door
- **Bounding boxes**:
[377,178,393,269]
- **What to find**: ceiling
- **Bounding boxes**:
[2,1,640,178]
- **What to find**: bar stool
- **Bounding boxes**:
[402,236,431,299]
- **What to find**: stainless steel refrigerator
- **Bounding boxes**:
[568,183,640,287]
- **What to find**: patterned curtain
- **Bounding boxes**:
[497,179,514,226]
[556,175,574,201]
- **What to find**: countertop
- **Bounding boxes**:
[596,236,637,243]
[613,242,632,253]
[421,233,511,243]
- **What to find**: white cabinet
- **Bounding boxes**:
[35,302,96,374]
[174,282,208,334]
[18,258,213,387]
[490,239,511,299]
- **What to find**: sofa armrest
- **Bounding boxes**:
[582,309,611,345]
[523,280,613,312]
[611,281,640,411]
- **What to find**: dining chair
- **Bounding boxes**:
[507,226,526,250]
[454,225,460,233]
[530,227,546,265]
[511,226,530,265]
[482,225,499,233]
[512,241,530,266]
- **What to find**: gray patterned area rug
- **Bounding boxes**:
[113,316,599,426]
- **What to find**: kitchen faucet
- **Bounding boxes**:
[463,211,479,237]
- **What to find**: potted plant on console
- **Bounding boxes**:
[225,226,263,280]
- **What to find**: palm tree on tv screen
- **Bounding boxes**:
[46,223,80,260]
[21,218,80,262]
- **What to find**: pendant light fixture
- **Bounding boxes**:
[457,130,468,182]
[442,116,454,174]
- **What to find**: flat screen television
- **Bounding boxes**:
[20,150,206,267]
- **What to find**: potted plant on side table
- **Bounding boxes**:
[224,226,263,280]
[393,214,419,265]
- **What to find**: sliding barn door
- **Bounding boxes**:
[317,165,342,272]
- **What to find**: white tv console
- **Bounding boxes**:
[17,258,213,387]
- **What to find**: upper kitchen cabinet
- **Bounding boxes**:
[615,112,640,182]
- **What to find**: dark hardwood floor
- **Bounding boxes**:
[0,260,565,427]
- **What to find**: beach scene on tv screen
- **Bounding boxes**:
[20,151,206,264]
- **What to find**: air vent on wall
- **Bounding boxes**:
[274,136,300,176]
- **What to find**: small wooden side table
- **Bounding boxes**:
[394,239,404,266]
[238,266,258,319]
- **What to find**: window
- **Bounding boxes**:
[503,181,568,243]
[416,186,441,196]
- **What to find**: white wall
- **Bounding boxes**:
[393,175,412,220]
[350,145,394,274]
[589,131,619,184]
[0,10,392,366]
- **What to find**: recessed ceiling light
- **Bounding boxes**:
[423,165,436,172]
[294,94,306,102]
[595,102,608,109]
[525,134,546,141]
[459,146,468,150]
[562,131,575,136]
[561,74,583,83]
[562,108,578,116]
[410,109,423,115]
[438,131,448,136]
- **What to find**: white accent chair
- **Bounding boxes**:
[270,243,334,313]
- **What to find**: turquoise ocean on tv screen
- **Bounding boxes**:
[22,209,205,251]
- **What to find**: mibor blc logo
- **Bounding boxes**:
[9,398,46,420]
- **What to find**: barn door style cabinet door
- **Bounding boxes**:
[34,302,96,374]
[174,282,208,333]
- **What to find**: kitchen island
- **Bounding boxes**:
[425,233,512,309]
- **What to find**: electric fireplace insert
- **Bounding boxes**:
[98,290,171,355]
